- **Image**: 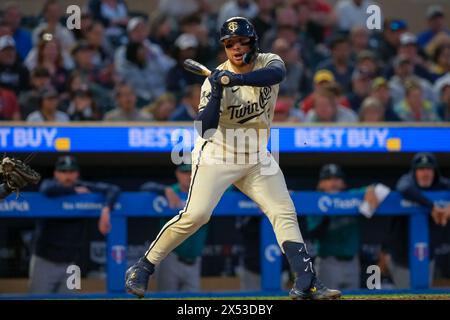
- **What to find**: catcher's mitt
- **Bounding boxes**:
[0,157,41,192]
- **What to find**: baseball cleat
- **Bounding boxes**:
[290,277,342,300]
[125,258,154,298]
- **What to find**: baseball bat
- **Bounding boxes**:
[183,59,230,85]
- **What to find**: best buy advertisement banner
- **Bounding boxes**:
[0,126,448,153]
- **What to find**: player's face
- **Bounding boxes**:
[223,36,252,67]
[318,178,345,193]
[54,170,79,187]
[415,168,434,188]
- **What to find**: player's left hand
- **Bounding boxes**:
[217,70,243,87]
[98,206,111,235]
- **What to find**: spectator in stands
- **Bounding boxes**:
[83,23,115,90]
[300,69,350,114]
[316,34,354,93]
[388,56,435,106]
[369,77,400,121]
[148,13,177,56]
[335,0,375,33]
[385,152,450,288]
[272,38,309,99]
[88,0,129,47]
[350,26,371,59]
[0,83,20,120]
[261,6,299,53]
[170,84,201,121]
[71,10,94,41]
[85,21,113,70]
[24,30,75,71]
[307,164,383,290]
[60,70,113,115]
[178,14,216,66]
[374,19,407,64]
[142,93,176,121]
[355,50,379,78]
[19,67,51,119]
[305,82,358,123]
[115,17,174,73]
[29,155,120,294]
[394,80,440,122]
[429,43,450,80]
[66,87,102,121]
[140,164,208,292]
[72,41,97,82]
[347,68,373,112]
[26,87,69,122]
[358,97,385,122]
[1,2,32,61]
[295,0,336,40]
[417,5,450,51]
[273,95,304,122]
[292,0,327,47]
[217,0,259,30]
[250,0,275,43]
[166,34,204,98]
[24,33,72,93]
[0,35,29,94]
[117,41,167,107]
[32,0,76,52]
[0,19,11,37]
[157,0,205,20]
[433,74,450,121]
[103,83,151,121]
[392,32,434,83]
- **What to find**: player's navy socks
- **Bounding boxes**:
[282,241,314,291]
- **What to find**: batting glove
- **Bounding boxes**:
[208,69,224,99]
[216,70,244,87]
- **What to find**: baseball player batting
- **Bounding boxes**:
[125,17,341,300]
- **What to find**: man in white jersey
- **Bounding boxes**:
[125,17,341,300]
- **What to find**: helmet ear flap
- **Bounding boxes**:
[243,37,258,64]
[243,44,258,64]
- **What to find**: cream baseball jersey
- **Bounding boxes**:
[197,53,284,157]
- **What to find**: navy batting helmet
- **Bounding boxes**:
[219,17,259,64]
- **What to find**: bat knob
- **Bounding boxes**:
[220,76,230,85]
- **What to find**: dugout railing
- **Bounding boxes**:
[1,190,449,295]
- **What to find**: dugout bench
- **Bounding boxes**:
[0,191,449,294]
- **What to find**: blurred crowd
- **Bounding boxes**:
[0,0,449,123]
